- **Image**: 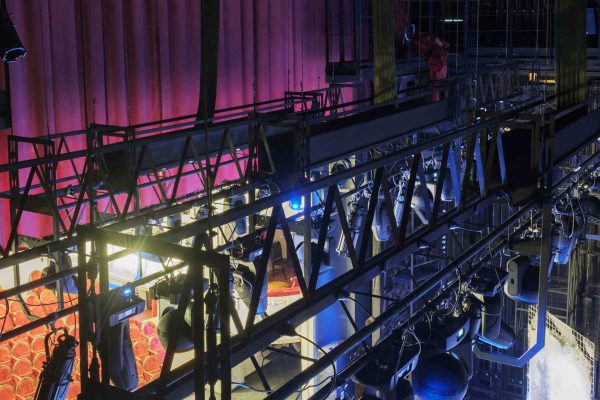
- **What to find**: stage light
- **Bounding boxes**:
[106,322,139,390]
[232,261,268,315]
[552,211,581,265]
[296,240,330,272]
[411,184,433,223]
[336,199,366,255]
[41,253,78,294]
[411,350,469,400]
[504,255,540,304]
[373,192,392,242]
[423,314,470,352]
[157,305,194,352]
[98,287,145,391]
[354,330,420,399]
[289,196,304,211]
[229,194,247,235]
[0,2,26,63]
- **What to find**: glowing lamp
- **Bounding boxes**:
[289,197,303,211]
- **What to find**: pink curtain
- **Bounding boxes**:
[0,0,333,247]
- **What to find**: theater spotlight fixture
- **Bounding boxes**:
[411,348,469,400]
[0,1,26,63]
[504,255,540,304]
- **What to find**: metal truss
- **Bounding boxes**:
[58,96,599,399]
[1,72,599,400]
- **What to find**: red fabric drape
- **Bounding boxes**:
[0,0,333,246]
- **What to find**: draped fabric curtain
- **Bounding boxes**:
[0,0,330,245]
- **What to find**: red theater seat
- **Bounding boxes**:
[30,335,46,354]
[12,310,29,327]
[15,376,35,399]
[8,300,21,314]
[13,358,33,387]
[142,354,161,381]
[0,364,11,384]
[0,346,10,364]
[130,324,141,341]
[0,312,14,332]
[131,318,142,328]
[148,335,162,352]
[11,340,30,361]
[67,381,80,400]
[29,270,42,282]
[0,384,15,400]
[32,352,46,377]
[65,313,76,327]
[24,295,45,317]
[27,325,47,340]
[39,290,58,314]
[133,339,149,360]
[141,320,157,336]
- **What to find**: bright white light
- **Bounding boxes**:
[527,333,591,400]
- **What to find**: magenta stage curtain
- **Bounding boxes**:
[0,0,337,247]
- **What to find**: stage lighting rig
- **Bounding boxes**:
[34,328,77,400]
[336,195,367,255]
[228,194,247,235]
[353,329,420,399]
[552,197,585,265]
[231,261,268,314]
[41,252,78,294]
[504,255,540,304]
[94,286,145,391]
[411,348,469,400]
[373,191,393,242]
[411,183,434,224]
[149,273,209,304]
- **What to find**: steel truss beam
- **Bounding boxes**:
[0,71,519,271]
[1,80,597,400]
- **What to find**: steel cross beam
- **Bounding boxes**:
[0,73,530,271]
[134,108,600,399]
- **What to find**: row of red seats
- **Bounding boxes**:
[0,272,165,399]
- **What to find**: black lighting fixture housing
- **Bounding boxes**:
[0,0,26,63]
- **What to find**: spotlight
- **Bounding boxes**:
[229,194,247,235]
[411,349,469,400]
[296,240,330,273]
[552,212,582,265]
[232,261,268,315]
[289,196,304,211]
[157,305,194,352]
[98,287,145,391]
[504,255,539,304]
[41,253,78,294]
[416,313,471,352]
[34,328,77,400]
[411,184,433,223]
[336,199,366,255]
[354,330,420,397]
[0,2,26,63]
[373,192,392,242]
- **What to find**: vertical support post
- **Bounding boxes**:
[338,0,346,62]
[97,237,110,386]
[372,0,398,103]
[191,259,205,400]
[78,235,90,396]
[218,260,231,400]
